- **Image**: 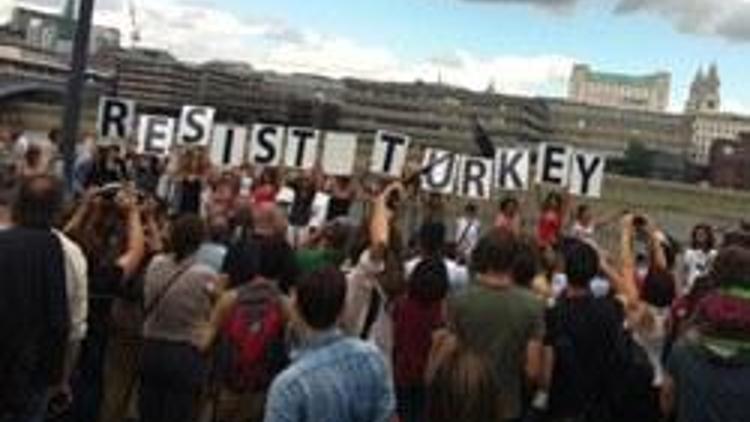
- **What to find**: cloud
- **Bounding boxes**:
[453,0,750,42]
[460,0,578,12]
[14,0,575,97]
[613,0,750,42]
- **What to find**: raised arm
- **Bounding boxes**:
[115,189,146,280]
[617,214,642,308]
[63,190,95,234]
[370,181,403,259]
[644,216,668,272]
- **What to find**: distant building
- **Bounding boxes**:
[568,64,670,112]
[5,4,120,56]
[687,112,750,165]
[339,78,550,152]
[709,135,750,189]
[91,48,340,128]
[682,63,750,165]
[0,40,109,132]
[545,98,688,158]
[685,64,721,114]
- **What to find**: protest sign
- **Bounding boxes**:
[137,115,174,155]
[97,97,616,200]
[177,105,216,146]
[370,131,410,177]
[97,96,135,142]
[321,132,358,175]
[496,148,530,191]
[536,143,571,187]
[569,152,606,198]
[421,148,457,194]
[459,156,494,199]
[285,127,320,170]
[250,124,285,166]
[210,124,247,167]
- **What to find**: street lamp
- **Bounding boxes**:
[60,0,96,194]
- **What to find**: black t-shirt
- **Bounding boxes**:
[545,294,625,418]
[326,197,352,221]
[179,179,203,215]
[0,228,68,409]
[288,180,315,227]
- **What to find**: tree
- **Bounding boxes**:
[619,141,654,178]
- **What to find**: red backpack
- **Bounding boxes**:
[220,279,288,392]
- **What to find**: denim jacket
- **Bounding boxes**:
[264,329,395,422]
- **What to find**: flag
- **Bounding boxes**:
[472,116,495,158]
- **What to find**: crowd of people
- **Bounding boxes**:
[1,132,750,422]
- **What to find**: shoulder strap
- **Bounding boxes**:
[144,257,196,320]
[360,288,383,340]
[456,219,477,247]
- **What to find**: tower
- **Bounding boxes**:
[686,63,721,113]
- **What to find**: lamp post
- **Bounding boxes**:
[60,0,96,194]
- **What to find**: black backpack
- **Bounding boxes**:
[603,326,659,422]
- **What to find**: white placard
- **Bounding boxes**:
[250,124,285,166]
[369,130,411,177]
[285,127,320,170]
[421,148,457,194]
[97,96,135,141]
[458,156,494,200]
[210,124,247,167]
[536,143,571,187]
[569,152,606,198]
[137,115,175,155]
[496,148,530,191]
[322,132,358,175]
[177,105,215,146]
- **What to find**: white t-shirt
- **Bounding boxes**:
[405,257,469,293]
[54,230,89,342]
[682,248,717,294]
[570,221,595,240]
[455,217,481,257]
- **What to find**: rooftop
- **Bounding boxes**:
[574,64,669,88]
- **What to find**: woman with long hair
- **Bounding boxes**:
[681,223,717,295]
[63,188,146,422]
[393,257,449,422]
[425,322,503,422]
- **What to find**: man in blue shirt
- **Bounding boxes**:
[264,266,395,422]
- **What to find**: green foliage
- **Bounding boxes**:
[620,141,655,178]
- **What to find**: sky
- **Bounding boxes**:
[3,0,750,114]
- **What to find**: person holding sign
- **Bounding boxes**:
[536,191,571,249]
[286,170,323,248]
[252,168,281,205]
[325,176,357,221]
[174,148,210,215]
[454,203,481,265]
[495,196,522,235]
[569,204,621,244]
